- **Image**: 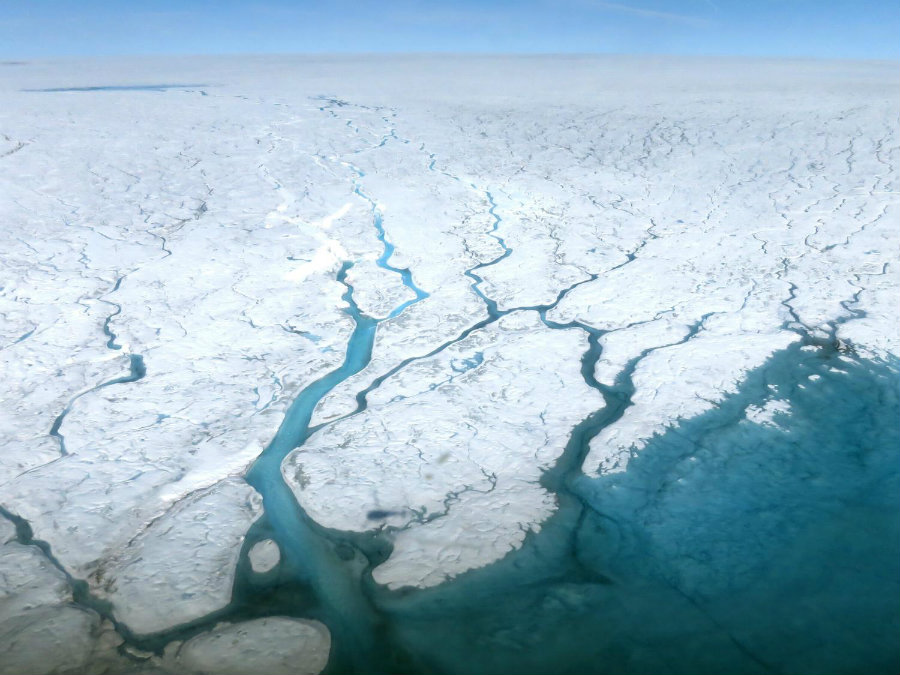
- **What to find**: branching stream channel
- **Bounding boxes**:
[6,97,898,675]
[237,123,900,673]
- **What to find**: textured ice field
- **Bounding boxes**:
[1,56,898,674]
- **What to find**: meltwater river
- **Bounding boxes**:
[229,200,900,675]
[239,318,900,675]
[232,132,900,673]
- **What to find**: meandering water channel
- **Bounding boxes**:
[230,108,900,673]
[7,95,897,675]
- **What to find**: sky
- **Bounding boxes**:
[1,0,898,60]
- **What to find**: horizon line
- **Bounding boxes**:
[4,51,899,65]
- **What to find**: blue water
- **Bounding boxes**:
[24,84,209,92]
[47,276,145,458]
[230,273,899,675]
[372,211,430,318]
[226,107,899,672]
[29,96,893,674]
[347,163,430,319]
[241,262,383,670]
[369,343,899,675]
[101,276,124,349]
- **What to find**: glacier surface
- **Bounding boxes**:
[0,55,898,674]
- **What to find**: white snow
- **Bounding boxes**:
[0,520,101,675]
[92,478,263,635]
[162,617,330,675]
[746,399,792,428]
[248,538,281,574]
[0,54,896,666]
[284,311,602,588]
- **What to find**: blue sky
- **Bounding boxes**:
[2,0,898,60]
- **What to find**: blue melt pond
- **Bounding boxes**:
[386,343,900,675]
[23,84,208,92]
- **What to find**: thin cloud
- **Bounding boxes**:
[390,7,502,26]
[383,1,509,27]
[582,1,712,27]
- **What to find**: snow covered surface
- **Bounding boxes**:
[0,55,897,673]
[161,617,330,675]
[92,478,263,635]
[284,311,602,588]
[248,538,281,573]
[0,518,100,675]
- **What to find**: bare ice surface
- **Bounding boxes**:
[247,538,281,574]
[0,55,897,674]
[161,617,330,675]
